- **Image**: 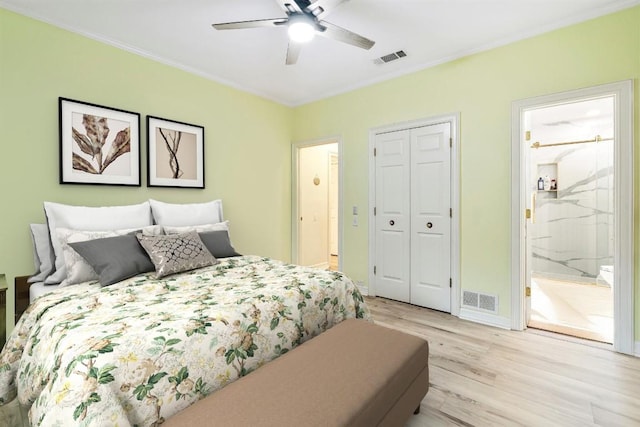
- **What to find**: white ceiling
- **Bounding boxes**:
[529,96,614,143]
[2,0,638,106]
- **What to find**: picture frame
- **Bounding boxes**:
[59,97,141,186]
[147,116,205,189]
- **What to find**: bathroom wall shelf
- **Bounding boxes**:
[537,163,558,198]
[537,190,558,199]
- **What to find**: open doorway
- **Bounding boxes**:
[511,80,634,355]
[526,97,614,343]
[292,139,341,271]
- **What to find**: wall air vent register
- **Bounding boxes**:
[462,290,498,313]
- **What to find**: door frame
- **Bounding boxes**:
[510,80,634,354]
[368,113,461,316]
[291,136,343,271]
[328,151,339,257]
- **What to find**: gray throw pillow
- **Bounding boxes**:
[198,230,241,258]
[70,234,155,286]
[137,231,217,278]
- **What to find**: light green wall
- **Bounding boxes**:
[0,9,293,332]
[292,7,640,338]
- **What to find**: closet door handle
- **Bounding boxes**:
[426,222,433,229]
[389,220,395,226]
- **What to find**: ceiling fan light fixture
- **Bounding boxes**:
[288,15,316,43]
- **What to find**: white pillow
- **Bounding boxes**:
[44,201,153,284]
[149,199,223,227]
[28,224,56,283]
[56,225,163,287]
[163,221,229,235]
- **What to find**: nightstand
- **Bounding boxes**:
[14,276,30,324]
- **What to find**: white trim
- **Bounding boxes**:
[511,80,635,355]
[459,308,511,330]
[635,341,640,358]
[328,152,340,261]
[368,113,460,316]
[291,137,343,270]
[357,284,369,297]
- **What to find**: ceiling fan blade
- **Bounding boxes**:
[275,0,304,14]
[286,41,302,65]
[317,21,375,50]
[307,0,350,20]
[212,18,287,30]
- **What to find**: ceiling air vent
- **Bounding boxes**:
[374,50,407,65]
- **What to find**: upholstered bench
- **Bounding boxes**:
[165,318,429,427]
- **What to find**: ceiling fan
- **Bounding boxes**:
[212,0,375,65]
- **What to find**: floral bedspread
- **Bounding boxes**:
[0,256,369,426]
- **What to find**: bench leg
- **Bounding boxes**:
[414,405,420,415]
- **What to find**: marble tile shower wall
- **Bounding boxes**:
[531,141,614,280]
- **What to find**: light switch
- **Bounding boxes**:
[352,206,358,215]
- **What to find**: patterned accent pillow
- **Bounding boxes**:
[137,231,217,278]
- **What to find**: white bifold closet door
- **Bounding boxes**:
[374,123,451,312]
[375,129,412,303]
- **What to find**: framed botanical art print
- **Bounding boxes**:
[59,97,140,186]
[147,116,205,189]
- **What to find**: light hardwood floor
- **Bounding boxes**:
[365,297,640,427]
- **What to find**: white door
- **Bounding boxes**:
[374,123,452,310]
[298,145,329,268]
[410,123,451,311]
[374,130,411,303]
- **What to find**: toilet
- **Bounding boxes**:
[598,265,614,290]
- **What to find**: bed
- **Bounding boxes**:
[0,200,369,426]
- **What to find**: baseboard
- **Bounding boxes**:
[310,262,329,270]
[357,283,369,296]
[635,341,640,357]
[459,307,511,330]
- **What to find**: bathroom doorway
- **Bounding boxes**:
[292,139,341,271]
[526,97,614,343]
[512,80,635,354]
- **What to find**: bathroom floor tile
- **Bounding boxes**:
[528,277,613,343]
